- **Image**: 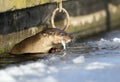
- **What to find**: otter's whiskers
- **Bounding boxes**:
[61,40,66,50]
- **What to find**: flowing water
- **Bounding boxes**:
[1,30,120,82]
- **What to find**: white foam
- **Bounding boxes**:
[113,38,120,43]
[85,62,112,70]
[0,70,16,82]
[73,56,85,64]
[95,38,120,49]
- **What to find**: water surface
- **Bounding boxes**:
[1,30,120,82]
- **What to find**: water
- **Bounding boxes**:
[61,40,66,50]
[0,30,120,69]
[1,30,120,82]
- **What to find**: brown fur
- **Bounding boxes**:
[10,28,72,55]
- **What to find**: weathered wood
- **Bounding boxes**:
[0,0,66,12]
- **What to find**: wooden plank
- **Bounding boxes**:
[0,0,66,12]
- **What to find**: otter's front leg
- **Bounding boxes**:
[48,48,61,53]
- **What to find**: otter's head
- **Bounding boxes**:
[41,28,72,44]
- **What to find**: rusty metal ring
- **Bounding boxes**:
[51,8,70,31]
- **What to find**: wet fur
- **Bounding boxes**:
[10,28,72,55]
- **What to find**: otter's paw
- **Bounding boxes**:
[49,48,61,53]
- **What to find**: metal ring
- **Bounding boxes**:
[51,8,70,31]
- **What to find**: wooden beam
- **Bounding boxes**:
[0,0,66,12]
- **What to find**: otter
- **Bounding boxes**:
[10,28,72,55]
